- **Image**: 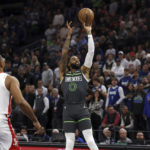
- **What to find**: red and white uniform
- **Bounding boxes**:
[0,73,20,150]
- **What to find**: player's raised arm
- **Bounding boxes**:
[6,75,44,135]
[59,21,74,82]
[81,23,95,80]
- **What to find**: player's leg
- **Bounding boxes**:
[8,118,20,150]
[77,107,98,150]
[0,118,12,150]
[82,128,99,150]
[65,132,75,150]
[63,106,76,150]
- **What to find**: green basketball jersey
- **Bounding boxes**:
[61,70,88,105]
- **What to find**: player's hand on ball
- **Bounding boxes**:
[82,22,92,35]
[66,21,74,36]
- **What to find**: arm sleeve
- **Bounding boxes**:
[84,35,95,68]
[116,87,125,105]
[42,97,49,114]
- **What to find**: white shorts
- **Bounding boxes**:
[0,115,19,150]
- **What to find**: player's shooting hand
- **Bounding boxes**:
[66,21,74,36]
[82,22,92,35]
[33,121,45,135]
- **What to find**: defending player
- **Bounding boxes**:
[0,55,44,149]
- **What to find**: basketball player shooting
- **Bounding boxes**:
[0,55,44,149]
[59,21,99,150]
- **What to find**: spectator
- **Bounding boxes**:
[101,106,120,129]
[44,24,56,41]
[132,83,146,130]
[131,70,141,88]
[99,127,115,144]
[124,83,134,111]
[105,41,116,57]
[111,58,124,81]
[33,65,41,86]
[128,51,141,70]
[119,68,132,93]
[42,62,53,87]
[4,60,13,75]
[30,55,40,69]
[117,128,132,144]
[89,90,104,141]
[133,132,147,145]
[50,88,63,129]
[36,79,48,97]
[117,51,129,69]
[105,78,125,109]
[139,64,149,78]
[119,105,134,130]
[92,77,107,98]
[23,84,35,128]
[75,129,85,143]
[52,9,64,26]
[33,87,49,128]
[103,54,116,73]
[16,126,29,142]
[94,54,104,74]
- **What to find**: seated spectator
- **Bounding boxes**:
[119,105,134,130]
[101,106,120,129]
[99,127,115,144]
[133,132,147,145]
[105,78,125,109]
[117,128,132,144]
[16,126,29,142]
[51,129,65,142]
[75,129,85,143]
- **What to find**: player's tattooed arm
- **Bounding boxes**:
[59,21,74,82]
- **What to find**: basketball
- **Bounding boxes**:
[78,8,94,25]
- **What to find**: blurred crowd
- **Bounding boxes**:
[1,0,150,145]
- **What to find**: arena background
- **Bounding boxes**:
[1,0,150,149]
